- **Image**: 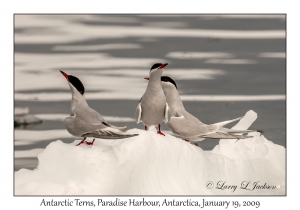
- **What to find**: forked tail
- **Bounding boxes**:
[201,116,258,139]
[199,132,253,139]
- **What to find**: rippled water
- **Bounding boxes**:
[14,14,286,171]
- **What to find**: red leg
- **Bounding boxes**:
[85,139,95,146]
[157,124,165,136]
[76,137,86,146]
[184,139,189,142]
[144,125,148,130]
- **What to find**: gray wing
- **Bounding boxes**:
[71,105,137,139]
[65,114,107,137]
[135,102,142,124]
[67,116,137,139]
[74,104,129,131]
[73,104,105,125]
[103,122,129,132]
[170,110,202,124]
[81,123,138,139]
[167,110,210,139]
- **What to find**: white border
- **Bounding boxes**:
[3,1,294,209]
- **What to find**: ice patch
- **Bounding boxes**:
[15,107,29,116]
[14,141,36,146]
[15,111,285,195]
[166,52,234,59]
[52,43,142,51]
[205,59,257,64]
[166,52,257,64]
[258,52,286,58]
[34,114,69,121]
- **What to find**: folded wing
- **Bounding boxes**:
[82,123,139,139]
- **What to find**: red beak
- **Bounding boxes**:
[159,63,168,69]
[144,77,150,80]
[60,70,68,79]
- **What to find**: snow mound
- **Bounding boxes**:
[15,110,285,195]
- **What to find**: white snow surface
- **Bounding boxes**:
[15,111,285,195]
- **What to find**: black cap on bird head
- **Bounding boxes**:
[161,76,177,89]
[150,63,168,72]
[60,70,85,95]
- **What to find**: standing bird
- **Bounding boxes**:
[160,76,256,141]
[135,63,171,136]
[60,70,138,146]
